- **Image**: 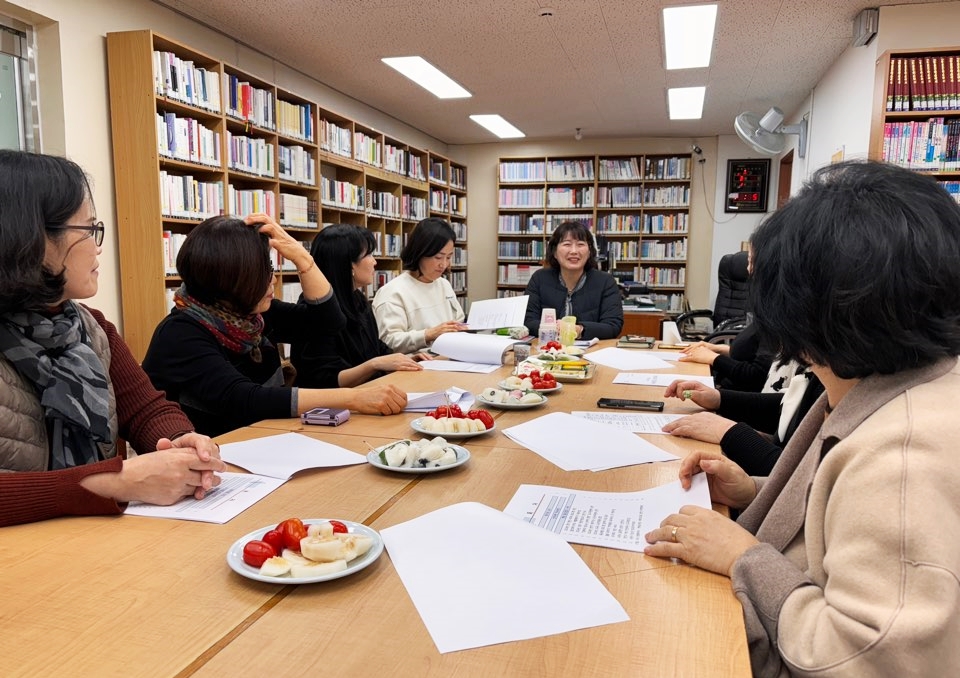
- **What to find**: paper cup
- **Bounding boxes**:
[661,321,682,344]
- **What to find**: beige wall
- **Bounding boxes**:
[448,137,719,309]
[1,0,448,328]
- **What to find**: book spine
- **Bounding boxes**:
[886,58,896,111]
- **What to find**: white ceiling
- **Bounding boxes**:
[152,0,946,145]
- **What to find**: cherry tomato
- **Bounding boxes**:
[541,373,557,384]
[425,409,439,419]
[543,341,563,351]
[328,520,349,534]
[242,540,276,568]
[435,404,464,418]
[261,529,284,554]
[468,409,495,430]
[529,369,540,378]
[277,518,308,551]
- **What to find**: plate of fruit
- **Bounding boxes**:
[227,518,383,584]
[477,387,548,409]
[410,405,496,438]
[499,372,562,393]
[367,436,470,474]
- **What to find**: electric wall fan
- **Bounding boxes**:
[734,107,808,158]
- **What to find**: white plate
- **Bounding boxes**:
[497,379,564,394]
[367,443,470,474]
[476,393,549,410]
[226,519,383,585]
[410,417,496,438]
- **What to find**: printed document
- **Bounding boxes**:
[125,472,285,524]
[585,347,673,371]
[502,474,711,551]
[571,411,684,434]
[612,372,715,388]
[464,295,528,330]
[431,332,520,365]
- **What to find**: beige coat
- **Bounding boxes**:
[0,304,118,471]
[731,356,960,677]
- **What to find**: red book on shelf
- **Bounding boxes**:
[886,58,897,111]
[906,58,917,111]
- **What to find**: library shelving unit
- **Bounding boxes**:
[869,47,960,205]
[496,154,690,311]
[106,30,467,359]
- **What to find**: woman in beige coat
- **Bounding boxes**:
[645,161,960,676]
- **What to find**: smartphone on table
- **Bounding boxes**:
[596,398,664,412]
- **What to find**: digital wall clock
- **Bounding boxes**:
[725,159,770,213]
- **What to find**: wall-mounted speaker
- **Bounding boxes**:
[852,8,879,47]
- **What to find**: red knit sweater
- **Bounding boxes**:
[0,307,195,527]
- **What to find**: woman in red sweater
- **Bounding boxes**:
[0,150,224,527]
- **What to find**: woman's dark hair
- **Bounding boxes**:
[310,223,377,321]
[545,220,598,270]
[400,217,456,272]
[177,216,273,315]
[0,150,92,312]
[750,160,960,379]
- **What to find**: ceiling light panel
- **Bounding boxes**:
[469,115,525,139]
[663,4,718,70]
[668,86,706,120]
[381,56,471,99]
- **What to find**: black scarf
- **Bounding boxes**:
[0,302,111,469]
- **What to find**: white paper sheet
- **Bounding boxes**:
[465,295,528,330]
[608,349,684,362]
[219,432,366,479]
[405,387,475,412]
[124,472,285,523]
[380,502,629,653]
[502,412,678,471]
[570,411,684,433]
[430,332,520,365]
[584,347,673,371]
[420,360,500,374]
[612,373,715,388]
[502,474,711,551]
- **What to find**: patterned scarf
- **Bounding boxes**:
[174,285,265,362]
[559,271,588,318]
[0,302,112,469]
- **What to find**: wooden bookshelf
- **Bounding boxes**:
[495,154,690,312]
[106,30,467,359]
[869,47,960,207]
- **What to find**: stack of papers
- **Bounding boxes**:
[612,373,715,388]
[124,472,285,524]
[502,412,678,471]
[404,387,475,412]
[430,332,521,366]
[571,411,684,433]
[381,502,629,653]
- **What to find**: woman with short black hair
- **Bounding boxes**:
[0,150,224,527]
[291,224,425,388]
[142,215,407,437]
[645,161,960,676]
[372,217,465,353]
[523,220,623,340]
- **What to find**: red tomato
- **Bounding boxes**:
[277,518,308,551]
[328,520,349,534]
[541,373,557,384]
[543,341,563,351]
[242,540,276,568]
[435,404,464,418]
[470,409,495,430]
[261,529,284,554]
[425,410,439,419]
[529,369,540,377]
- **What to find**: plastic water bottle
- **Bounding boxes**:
[538,308,558,347]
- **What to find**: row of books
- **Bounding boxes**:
[603,240,640,260]
[227,186,275,218]
[497,289,526,299]
[367,190,402,219]
[643,213,688,233]
[320,120,352,157]
[886,55,960,112]
[597,214,642,232]
[499,161,547,183]
[547,187,595,208]
[372,232,402,258]
[644,157,691,181]
[597,186,642,208]
[430,189,449,212]
[880,118,960,171]
[498,240,545,260]
[447,270,467,293]
[451,221,468,241]
[355,132,382,167]
[453,246,468,266]
[159,172,222,220]
[404,195,428,220]
[152,50,221,112]
[640,238,687,260]
[498,263,542,286]
[498,188,546,208]
[278,145,316,185]
[449,166,466,190]
[643,186,690,207]
[276,101,314,142]
[226,132,274,177]
[321,178,364,211]
[223,74,275,130]
[450,194,466,217]
[547,159,595,181]
[599,158,640,181]
[278,194,319,229]
[156,112,221,167]
[635,266,686,288]
[429,160,447,184]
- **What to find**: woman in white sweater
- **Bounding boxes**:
[372,218,466,353]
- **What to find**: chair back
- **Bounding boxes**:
[713,250,750,325]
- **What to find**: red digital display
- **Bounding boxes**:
[725,159,770,213]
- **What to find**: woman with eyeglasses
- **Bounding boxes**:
[372,217,466,353]
[291,224,427,388]
[0,149,225,528]
[142,216,407,437]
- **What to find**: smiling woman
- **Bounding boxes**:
[0,149,226,527]
[523,220,623,340]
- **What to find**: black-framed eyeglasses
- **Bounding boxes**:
[46,222,105,246]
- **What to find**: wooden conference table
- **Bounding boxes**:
[0,342,750,678]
